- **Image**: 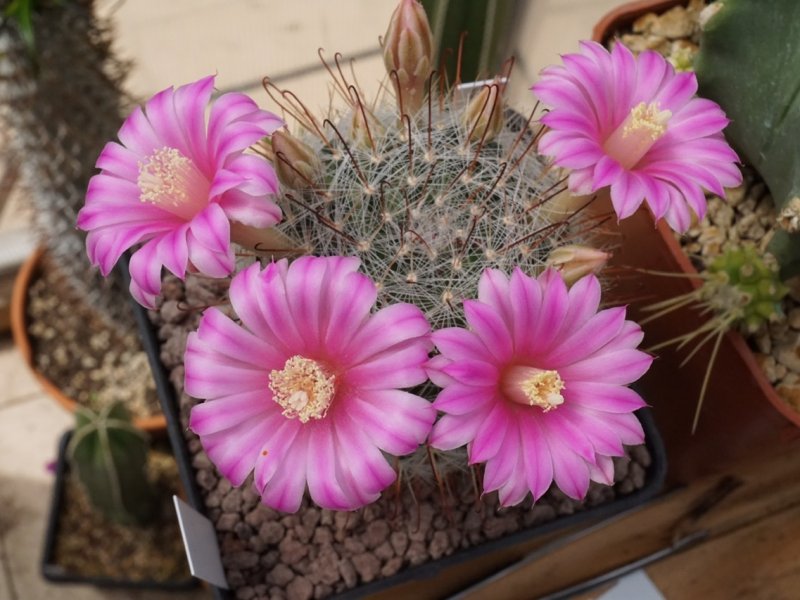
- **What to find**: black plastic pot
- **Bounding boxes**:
[41,430,197,590]
[126,257,668,599]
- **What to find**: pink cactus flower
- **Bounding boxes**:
[77,75,284,307]
[185,256,436,512]
[532,41,742,232]
[428,268,652,506]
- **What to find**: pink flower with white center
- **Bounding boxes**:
[428,268,652,506]
[184,256,436,512]
[77,75,284,307]
[532,41,742,233]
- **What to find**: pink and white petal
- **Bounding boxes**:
[559,405,626,456]
[527,269,569,356]
[639,173,671,220]
[200,414,276,486]
[259,260,306,353]
[441,359,499,388]
[663,185,694,233]
[610,42,637,123]
[518,414,555,500]
[432,328,493,363]
[283,256,332,348]
[560,52,608,127]
[228,263,290,352]
[143,86,192,157]
[509,267,542,355]
[260,430,310,512]
[346,303,430,366]
[540,410,596,463]
[85,222,171,276]
[654,71,698,113]
[546,307,626,367]
[667,98,730,141]
[218,189,282,228]
[610,171,646,220]
[346,344,430,390]
[84,172,146,208]
[349,390,434,455]
[155,225,190,280]
[482,427,523,493]
[496,436,529,507]
[189,390,276,436]
[196,307,284,367]
[433,384,495,416]
[190,203,232,255]
[425,355,457,388]
[173,75,215,171]
[323,270,378,356]
[306,423,358,510]
[463,300,513,363]
[333,412,397,497]
[552,138,604,170]
[560,348,653,385]
[543,428,591,500]
[558,274,602,339]
[225,154,280,196]
[595,411,645,445]
[564,381,647,414]
[430,410,489,451]
[128,238,165,308]
[540,110,598,139]
[95,141,141,181]
[184,337,268,398]
[477,268,512,324]
[468,403,511,463]
[633,50,669,106]
[253,418,302,492]
[592,155,624,191]
[187,230,234,278]
[117,105,161,157]
[208,168,247,199]
[588,454,615,486]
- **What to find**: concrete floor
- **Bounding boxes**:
[0,1,624,598]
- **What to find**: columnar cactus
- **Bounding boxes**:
[67,402,156,525]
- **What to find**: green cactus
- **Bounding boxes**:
[702,246,788,332]
[421,0,519,84]
[695,0,800,279]
[67,402,157,526]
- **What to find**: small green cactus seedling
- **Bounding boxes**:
[67,402,156,526]
[702,246,789,332]
[643,245,788,432]
[695,0,800,279]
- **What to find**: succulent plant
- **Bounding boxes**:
[695,0,800,279]
[67,402,156,526]
[266,43,601,332]
[0,0,133,331]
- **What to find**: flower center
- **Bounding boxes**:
[603,102,672,170]
[269,356,336,423]
[137,147,210,220]
[502,365,565,412]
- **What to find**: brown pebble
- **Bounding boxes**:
[523,504,556,527]
[338,558,358,587]
[374,541,394,561]
[630,462,647,489]
[223,551,259,570]
[390,531,408,556]
[279,537,309,563]
[406,540,428,566]
[267,564,294,587]
[222,488,244,513]
[314,584,333,599]
[343,538,366,555]
[629,445,652,469]
[196,469,217,491]
[429,530,450,559]
[315,545,341,585]
[259,521,286,545]
[313,527,333,545]
[235,521,254,540]
[365,520,390,549]
[246,505,278,528]
[295,524,313,544]
[612,456,630,483]
[217,513,239,532]
[352,553,381,583]
[260,550,279,570]
[302,508,321,530]
[236,586,256,600]
[381,556,404,577]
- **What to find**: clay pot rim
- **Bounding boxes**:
[10,247,167,435]
[592,0,800,428]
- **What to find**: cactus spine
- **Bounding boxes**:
[67,402,156,526]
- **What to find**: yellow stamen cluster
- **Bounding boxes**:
[623,102,671,140]
[519,369,565,412]
[138,147,198,209]
[269,356,336,423]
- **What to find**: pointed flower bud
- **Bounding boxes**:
[547,245,611,286]
[464,84,504,143]
[383,0,433,116]
[272,130,321,190]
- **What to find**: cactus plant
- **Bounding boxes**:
[695,0,800,279]
[67,402,156,526]
[0,0,133,330]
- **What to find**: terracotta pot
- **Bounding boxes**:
[10,248,167,435]
[593,0,800,482]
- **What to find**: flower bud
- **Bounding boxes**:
[464,84,504,143]
[271,131,320,190]
[547,245,611,286]
[383,0,433,116]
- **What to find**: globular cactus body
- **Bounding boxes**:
[67,402,156,525]
[695,0,800,278]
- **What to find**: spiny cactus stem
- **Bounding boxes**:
[414,159,439,210]
[505,130,545,180]
[426,71,435,153]
[507,105,539,158]
[454,30,468,88]
[316,48,349,102]
[523,177,569,215]
[284,192,360,246]
[426,445,453,524]
[470,465,484,513]
[349,84,378,153]
[263,77,329,147]
[499,56,515,90]
[402,114,415,176]
[323,118,371,189]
